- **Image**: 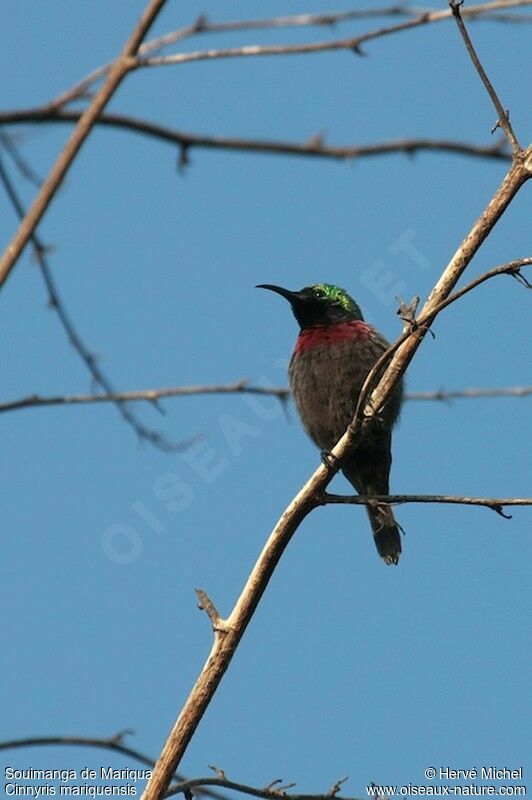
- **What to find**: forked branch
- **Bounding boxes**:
[142,142,532,800]
[142,10,532,795]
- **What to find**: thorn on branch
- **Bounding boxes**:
[327,777,349,797]
[268,782,297,796]
[151,397,166,415]
[194,14,208,34]
[195,589,226,632]
[490,504,512,520]
[208,766,227,781]
[448,0,520,153]
[107,728,135,747]
[352,43,366,57]
[396,295,420,331]
[178,144,191,173]
[508,268,532,289]
[491,108,511,136]
[307,131,326,150]
[264,780,284,792]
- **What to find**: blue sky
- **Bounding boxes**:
[1,2,530,798]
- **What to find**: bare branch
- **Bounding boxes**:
[143,144,532,800]
[165,776,364,800]
[51,7,420,108]
[0,107,513,164]
[0,0,168,291]
[0,147,194,452]
[319,493,532,518]
[195,590,226,633]
[1,382,531,417]
[0,382,286,414]
[139,2,532,69]
[349,256,532,428]
[407,386,532,401]
[327,778,349,798]
[449,1,521,152]
[47,3,532,107]
[0,251,528,423]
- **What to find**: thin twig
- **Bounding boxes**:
[195,589,224,632]
[0,131,42,187]
[1,383,531,416]
[0,107,513,164]
[0,248,526,435]
[143,155,532,800]
[0,148,192,452]
[349,257,532,427]
[50,7,414,108]
[165,776,364,800]
[449,1,521,152]
[0,0,168,291]
[139,2,532,69]
[0,382,286,414]
[47,3,532,108]
[320,493,532,519]
[407,386,532,401]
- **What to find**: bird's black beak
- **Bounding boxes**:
[256,284,302,304]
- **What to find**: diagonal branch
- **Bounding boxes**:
[0,0,168,291]
[143,134,532,800]
[0,257,528,418]
[449,1,521,152]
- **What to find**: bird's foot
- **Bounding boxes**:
[321,450,340,473]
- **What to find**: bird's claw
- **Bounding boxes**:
[321,451,340,473]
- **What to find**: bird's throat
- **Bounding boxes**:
[293,321,371,354]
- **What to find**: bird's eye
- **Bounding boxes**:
[313,287,325,298]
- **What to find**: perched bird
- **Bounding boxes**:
[257,282,403,564]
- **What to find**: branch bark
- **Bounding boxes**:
[140,2,532,68]
[143,7,532,780]
[0,108,513,164]
[320,494,532,519]
[0,0,168,291]
[48,3,532,108]
[1,383,531,416]
[142,148,532,799]
[165,775,364,800]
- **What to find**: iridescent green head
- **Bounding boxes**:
[257,282,363,329]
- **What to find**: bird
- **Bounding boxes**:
[257,282,403,565]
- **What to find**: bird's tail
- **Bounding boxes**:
[366,503,402,565]
[342,453,402,565]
